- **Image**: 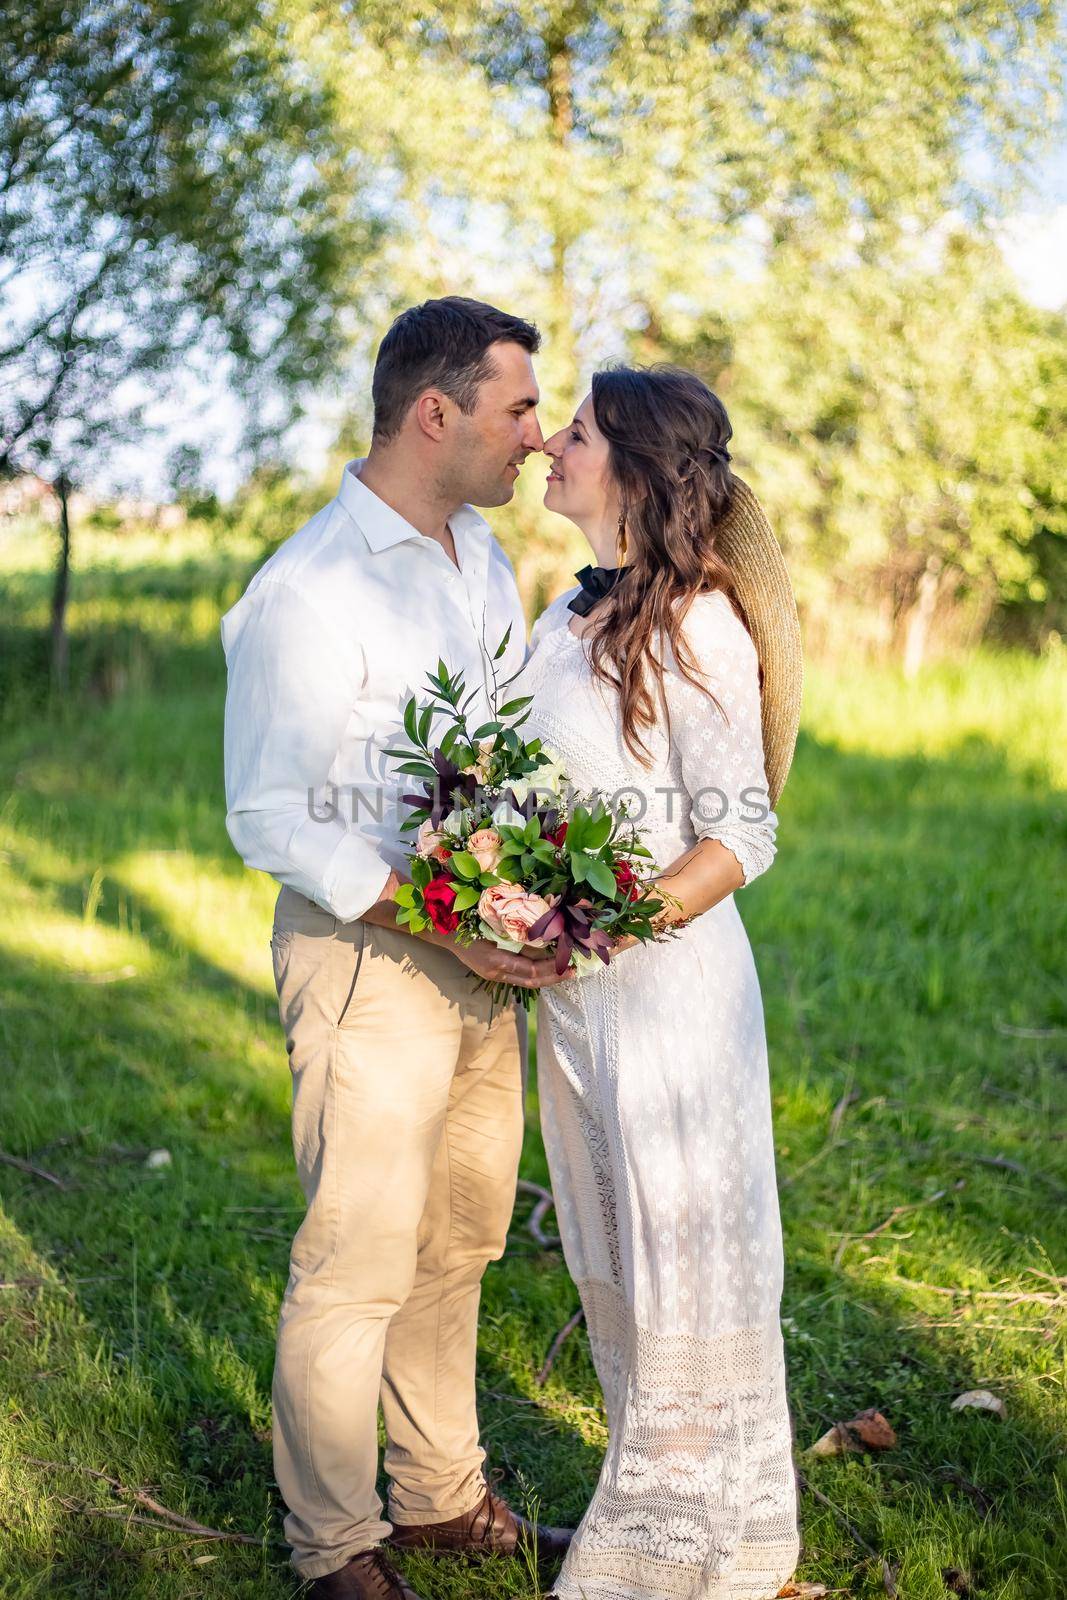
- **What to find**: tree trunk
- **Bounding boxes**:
[901,554,945,679]
[50,475,72,694]
[545,20,578,402]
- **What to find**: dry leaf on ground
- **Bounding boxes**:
[950,1389,1006,1419]
[808,1407,897,1455]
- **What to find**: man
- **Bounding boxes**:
[221,297,572,1599]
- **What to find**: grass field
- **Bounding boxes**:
[1,521,1064,1599]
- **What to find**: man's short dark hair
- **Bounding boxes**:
[371,296,541,443]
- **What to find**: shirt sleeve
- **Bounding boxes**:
[221,579,393,921]
[663,595,778,887]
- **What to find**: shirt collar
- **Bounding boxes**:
[337,457,493,562]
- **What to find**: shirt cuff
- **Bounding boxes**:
[318,832,395,923]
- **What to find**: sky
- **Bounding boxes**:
[11,143,1066,505]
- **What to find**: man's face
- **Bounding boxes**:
[444,341,544,508]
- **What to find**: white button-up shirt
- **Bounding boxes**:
[220,458,528,922]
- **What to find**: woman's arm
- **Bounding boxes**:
[611,593,776,953]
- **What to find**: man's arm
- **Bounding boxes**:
[223,579,393,920]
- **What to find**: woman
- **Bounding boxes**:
[520,365,803,1600]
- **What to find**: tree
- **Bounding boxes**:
[0,0,380,686]
[661,226,1067,669]
[287,1,1066,624]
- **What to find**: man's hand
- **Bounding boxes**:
[455,937,570,990]
[360,874,570,987]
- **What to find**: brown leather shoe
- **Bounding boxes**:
[307,1547,425,1599]
[388,1481,572,1570]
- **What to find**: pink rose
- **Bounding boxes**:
[478,884,558,948]
[468,827,504,873]
[416,818,452,863]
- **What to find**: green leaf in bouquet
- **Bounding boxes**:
[451,884,482,912]
[451,745,476,770]
[585,814,614,851]
[418,705,433,746]
[526,738,542,756]
[411,857,433,890]
[395,907,412,926]
[530,839,559,864]
[497,695,533,718]
[449,851,483,880]
[564,809,588,852]
[493,623,513,660]
[394,883,418,907]
[520,851,540,875]
[471,722,502,740]
[522,815,541,845]
[493,861,523,883]
[402,697,420,745]
[394,760,438,779]
[570,853,588,884]
[400,810,429,832]
[584,858,618,899]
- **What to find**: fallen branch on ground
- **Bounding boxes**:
[798,1473,897,1596]
[861,1271,1064,1306]
[0,1151,68,1188]
[22,1457,261,1546]
[965,1153,1067,1198]
[828,1090,860,1139]
[516,1179,561,1248]
[536,1308,585,1386]
[833,1181,965,1267]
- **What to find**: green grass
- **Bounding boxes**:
[1,521,1065,1598]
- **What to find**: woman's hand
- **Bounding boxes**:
[455,936,569,990]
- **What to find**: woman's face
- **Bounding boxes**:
[542,392,618,527]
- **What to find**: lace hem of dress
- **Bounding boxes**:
[553,1278,799,1600]
[553,1538,802,1600]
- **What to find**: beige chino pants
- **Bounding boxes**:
[268,885,526,1580]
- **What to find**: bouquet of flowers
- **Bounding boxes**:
[385,627,673,1009]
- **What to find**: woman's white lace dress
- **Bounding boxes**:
[518,588,799,1600]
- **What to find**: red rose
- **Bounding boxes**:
[547,821,568,847]
[613,860,642,902]
[423,876,460,934]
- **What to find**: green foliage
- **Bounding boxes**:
[0,0,378,485]
[284,0,1067,656]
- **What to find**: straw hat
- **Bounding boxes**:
[714,476,803,809]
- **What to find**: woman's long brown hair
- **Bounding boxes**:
[586,363,746,766]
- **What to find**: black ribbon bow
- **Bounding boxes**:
[567,564,627,618]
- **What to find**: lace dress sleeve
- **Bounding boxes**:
[525,586,582,662]
[663,592,778,886]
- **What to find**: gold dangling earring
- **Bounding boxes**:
[616,511,628,566]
